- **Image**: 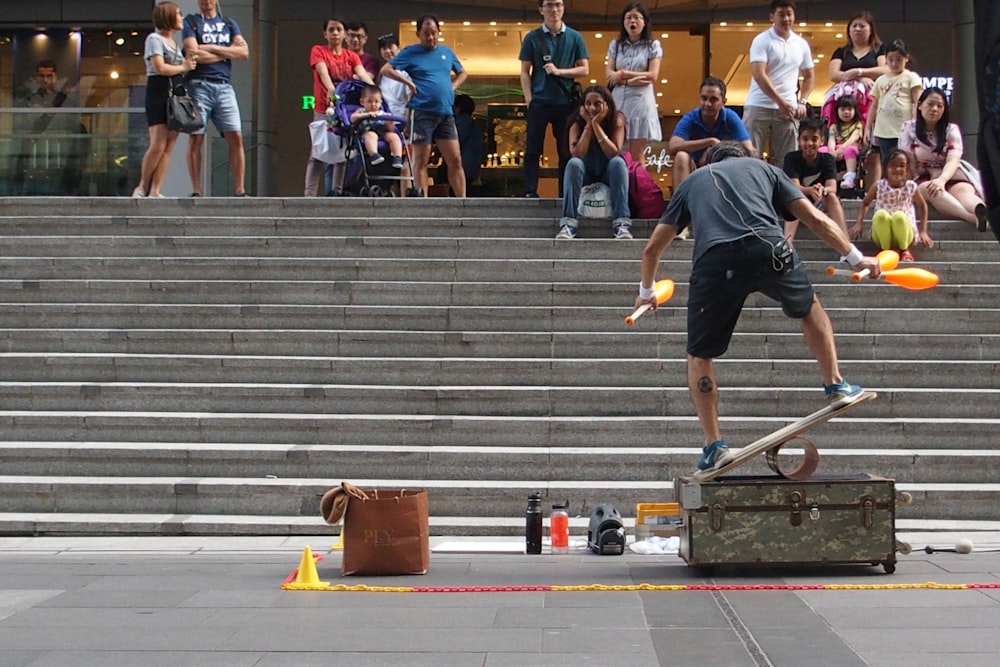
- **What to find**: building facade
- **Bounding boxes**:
[0,0,974,196]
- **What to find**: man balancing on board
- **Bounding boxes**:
[633,141,881,472]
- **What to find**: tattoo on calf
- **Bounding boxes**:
[697,376,715,393]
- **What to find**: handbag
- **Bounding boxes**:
[338,486,430,576]
[309,119,347,164]
[166,80,204,133]
[532,31,583,104]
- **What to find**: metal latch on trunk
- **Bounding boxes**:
[710,502,724,531]
[787,490,805,527]
[860,496,876,529]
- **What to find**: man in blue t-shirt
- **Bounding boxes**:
[518,0,589,198]
[381,14,467,198]
[182,0,249,196]
[669,77,754,187]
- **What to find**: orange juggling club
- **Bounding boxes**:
[625,279,675,325]
[876,267,940,290]
[826,249,899,281]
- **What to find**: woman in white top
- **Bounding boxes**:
[605,2,662,162]
[133,1,197,198]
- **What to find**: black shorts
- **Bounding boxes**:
[144,75,171,127]
[686,235,815,359]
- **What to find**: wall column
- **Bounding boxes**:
[954,0,978,163]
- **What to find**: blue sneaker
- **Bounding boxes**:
[824,380,863,408]
[697,440,729,471]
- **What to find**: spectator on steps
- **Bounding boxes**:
[134,2,198,198]
[864,39,921,176]
[605,2,662,163]
[669,77,754,187]
[182,0,249,196]
[851,148,931,262]
[303,17,374,197]
[898,87,990,232]
[555,85,631,241]
[782,118,849,241]
[742,0,814,166]
[345,21,380,80]
[381,14,467,198]
[519,0,590,198]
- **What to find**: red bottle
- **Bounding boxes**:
[550,502,569,554]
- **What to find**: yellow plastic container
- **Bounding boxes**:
[634,502,680,540]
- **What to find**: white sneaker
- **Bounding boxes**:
[132,186,146,198]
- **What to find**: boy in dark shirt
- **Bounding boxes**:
[782,118,848,240]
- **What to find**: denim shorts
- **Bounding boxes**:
[186,79,242,135]
[686,235,815,359]
[409,110,458,145]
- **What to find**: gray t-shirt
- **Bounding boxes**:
[662,157,804,264]
[144,32,183,77]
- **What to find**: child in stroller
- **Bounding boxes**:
[350,85,404,168]
[333,79,412,196]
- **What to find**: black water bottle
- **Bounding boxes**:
[525,492,543,554]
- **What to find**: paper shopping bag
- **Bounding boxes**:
[341,488,430,576]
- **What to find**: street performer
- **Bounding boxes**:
[634,141,881,471]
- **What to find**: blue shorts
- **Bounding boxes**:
[410,110,458,145]
[186,79,242,135]
[686,235,815,359]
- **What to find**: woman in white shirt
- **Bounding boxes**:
[605,2,661,163]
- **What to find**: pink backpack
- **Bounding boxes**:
[622,152,666,219]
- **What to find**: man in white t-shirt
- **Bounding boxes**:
[743,0,814,166]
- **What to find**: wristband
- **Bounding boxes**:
[638,282,655,300]
[842,245,864,268]
[798,98,808,106]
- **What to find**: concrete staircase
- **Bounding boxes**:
[0,196,997,536]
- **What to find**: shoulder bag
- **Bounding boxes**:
[166,78,205,133]
[533,30,583,104]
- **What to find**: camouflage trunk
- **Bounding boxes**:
[675,474,898,573]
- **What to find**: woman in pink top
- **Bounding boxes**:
[898,87,988,230]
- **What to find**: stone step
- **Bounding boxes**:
[0,200,991,239]
[0,196,564,220]
[1,442,995,484]
[0,474,990,521]
[0,411,993,449]
[2,513,991,538]
[0,258,995,289]
[1,330,995,361]
[0,303,993,334]
[3,354,995,388]
[0,383,994,419]
[0,279,992,309]
[0,221,990,245]
[0,235,995,263]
